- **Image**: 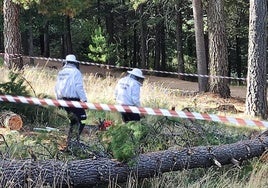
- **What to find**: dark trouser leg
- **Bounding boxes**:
[64,105,87,143]
[65,123,74,150]
[121,112,140,123]
[66,117,77,149]
[121,113,128,123]
[77,122,85,142]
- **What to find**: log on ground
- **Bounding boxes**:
[0,111,23,130]
[1,134,268,187]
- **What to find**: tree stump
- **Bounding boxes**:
[0,111,23,130]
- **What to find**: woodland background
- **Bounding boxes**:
[0,0,268,187]
[1,0,267,118]
[1,0,249,76]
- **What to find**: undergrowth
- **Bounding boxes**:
[0,70,67,126]
[0,66,266,188]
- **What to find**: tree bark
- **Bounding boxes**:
[65,16,73,55]
[245,0,267,119]
[160,19,166,71]
[133,23,138,67]
[28,13,34,65]
[176,1,185,80]
[122,14,128,66]
[1,134,268,187]
[139,3,147,68]
[105,5,115,65]
[154,4,164,72]
[192,0,208,92]
[235,35,242,84]
[207,0,230,98]
[3,0,23,70]
[43,20,50,57]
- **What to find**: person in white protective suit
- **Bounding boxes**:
[114,68,145,122]
[55,54,87,146]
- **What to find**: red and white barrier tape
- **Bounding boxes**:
[0,95,267,129]
[0,53,246,81]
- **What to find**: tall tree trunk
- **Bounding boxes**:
[160,5,166,71]
[133,24,138,67]
[139,3,147,68]
[154,4,163,71]
[160,25,166,71]
[176,0,185,80]
[3,0,23,70]
[105,7,114,65]
[39,32,44,56]
[105,13,114,45]
[235,35,242,85]
[155,3,166,72]
[207,0,230,98]
[192,0,208,92]
[61,34,65,58]
[65,16,73,55]
[123,15,128,66]
[0,32,4,52]
[43,20,50,57]
[0,16,4,52]
[28,14,34,65]
[97,0,101,25]
[245,0,267,119]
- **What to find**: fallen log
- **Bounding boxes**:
[1,134,268,187]
[0,111,23,130]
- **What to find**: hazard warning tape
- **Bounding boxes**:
[0,53,246,81]
[0,95,267,129]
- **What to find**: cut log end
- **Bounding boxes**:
[0,111,23,130]
[7,114,23,130]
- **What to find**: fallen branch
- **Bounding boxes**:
[1,134,268,187]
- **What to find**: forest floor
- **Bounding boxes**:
[40,59,247,96]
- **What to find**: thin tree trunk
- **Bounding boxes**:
[0,16,4,52]
[176,1,185,80]
[160,9,166,71]
[154,4,162,71]
[28,14,34,65]
[139,3,147,68]
[97,0,101,25]
[1,134,268,187]
[105,7,114,65]
[133,24,138,67]
[105,10,114,45]
[235,35,242,85]
[0,32,4,52]
[61,34,65,58]
[192,0,208,92]
[65,16,73,55]
[43,20,50,57]
[123,16,128,66]
[39,32,44,56]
